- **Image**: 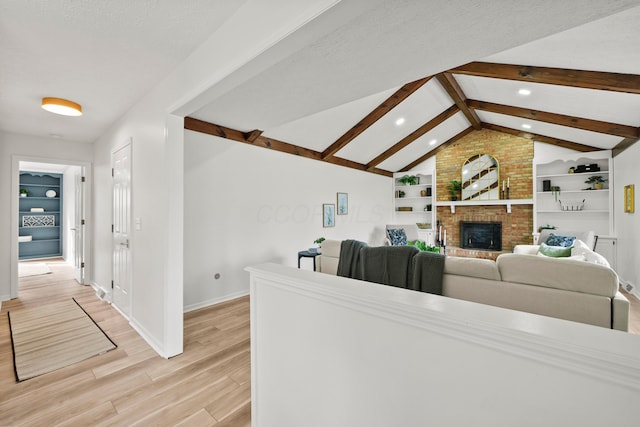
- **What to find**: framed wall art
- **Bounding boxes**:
[323,204,335,227]
[624,184,635,213]
[337,192,348,215]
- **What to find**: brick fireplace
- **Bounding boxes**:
[436,129,534,257]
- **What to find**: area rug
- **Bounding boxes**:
[18,262,52,278]
[8,298,117,381]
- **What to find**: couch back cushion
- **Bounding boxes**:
[496,253,618,297]
[444,256,501,281]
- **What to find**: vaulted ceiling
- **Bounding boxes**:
[2,0,640,170]
[185,42,640,176]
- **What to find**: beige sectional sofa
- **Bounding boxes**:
[318,239,629,331]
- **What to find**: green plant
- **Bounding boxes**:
[584,175,606,184]
[313,237,325,245]
[19,188,29,195]
[408,240,440,252]
[399,175,419,185]
[446,180,462,195]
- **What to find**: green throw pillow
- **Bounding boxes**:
[538,242,572,257]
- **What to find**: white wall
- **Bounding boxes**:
[249,263,640,427]
[183,130,392,311]
[614,143,640,290]
[0,131,93,300]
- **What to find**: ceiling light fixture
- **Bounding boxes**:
[429,139,437,146]
[395,117,405,126]
[518,88,532,96]
[41,97,83,116]
[521,124,532,129]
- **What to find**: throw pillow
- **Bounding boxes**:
[571,239,611,267]
[387,228,407,246]
[538,242,573,257]
[545,233,576,247]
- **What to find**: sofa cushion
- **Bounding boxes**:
[444,256,501,281]
[538,242,573,257]
[545,233,576,247]
[387,228,408,246]
[496,253,618,297]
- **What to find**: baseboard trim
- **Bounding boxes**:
[129,317,169,359]
[183,290,249,313]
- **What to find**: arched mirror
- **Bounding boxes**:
[462,154,499,200]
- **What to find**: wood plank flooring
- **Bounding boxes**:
[0,259,250,426]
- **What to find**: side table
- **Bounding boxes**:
[298,250,320,271]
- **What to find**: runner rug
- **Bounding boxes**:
[8,298,116,381]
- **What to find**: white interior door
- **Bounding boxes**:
[72,168,85,284]
[112,143,132,318]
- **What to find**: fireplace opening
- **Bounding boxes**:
[460,221,502,251]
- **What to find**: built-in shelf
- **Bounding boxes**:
[437,199,533,214]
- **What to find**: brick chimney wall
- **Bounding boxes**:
[436,129,534,251]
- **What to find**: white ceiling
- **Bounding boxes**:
[1,0,640,174]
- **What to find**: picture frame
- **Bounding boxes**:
[337,192,348,215]
[624,184,635,213]
[323,204,335,227]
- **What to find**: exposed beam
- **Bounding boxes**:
[184,117,393,177]
[321,77,432,160]
[613,137,640,157]
[435,73,481,129]
[450,62,640,95]
[482,123,596,152]
[366,105,459,169]
[467,99,639,139]
[400,126,474,172]
[244,129,263,142]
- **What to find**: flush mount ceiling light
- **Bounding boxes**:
[41,97,83,116]
[429,139,437,146]
[521,123,532,129]
[395,117,405,126]
[518,88,532,96]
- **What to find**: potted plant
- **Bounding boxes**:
[311,237,325,253]
[585,175,606,190]
[19,188,29,197]
[446,180,462,201]
[399,175,419,185]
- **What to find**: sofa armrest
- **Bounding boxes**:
[612,291,630,332]
[513,245,539,255]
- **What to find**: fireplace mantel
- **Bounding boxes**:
[437,199,533,214]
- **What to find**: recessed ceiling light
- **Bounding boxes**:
[395,117,405,126]
[429,139,437,146]
[518,88,531,96]
[42,97,83,116]
[521,124,532,129]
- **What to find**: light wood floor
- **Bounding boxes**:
[0,259,251,426]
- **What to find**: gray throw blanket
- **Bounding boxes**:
[337,240,368,280]
[411,251,446,295]
[359,245,419,289]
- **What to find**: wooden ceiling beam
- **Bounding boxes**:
[366,105,459,170]
[435,73,481,129]
[400,126,474,172]
[467,99,639,139]
[482,123,596,152]
[184,117,393,177]
[321,76,432,160]
[613,137,639,157]
[450,62,640,95]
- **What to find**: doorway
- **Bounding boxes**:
[10,157,92,299]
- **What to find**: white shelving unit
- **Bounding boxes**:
[533,150,614,247]
[392,171,435,239]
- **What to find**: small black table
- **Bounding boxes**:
[298,250,320,271]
